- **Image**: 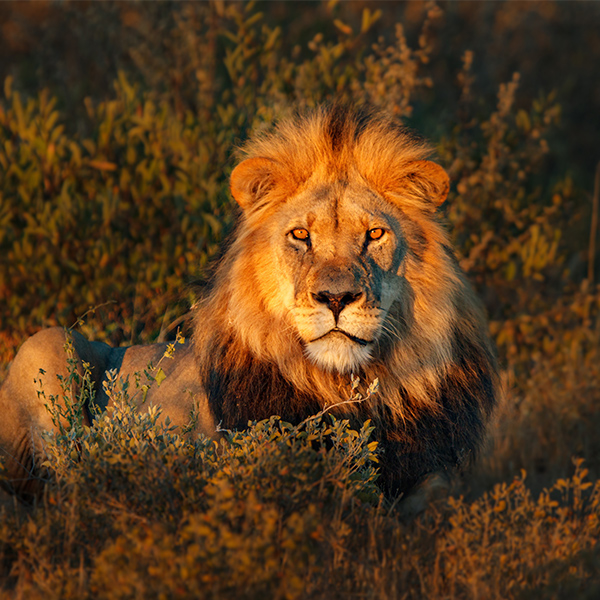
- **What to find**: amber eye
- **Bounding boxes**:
[367,228,385,241]
[291,228,310,241]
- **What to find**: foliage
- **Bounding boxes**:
[1,365,381,599]
[0,379,598,598]
[0,2,580,353]
[0,73,228,347]
[1,1,599,597]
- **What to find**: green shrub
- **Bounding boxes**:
[0,74,229,346]
[1,362,380,599]
[0,2,576,354]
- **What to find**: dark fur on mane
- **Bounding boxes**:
[201,331,322,430]
[198,322,496,496]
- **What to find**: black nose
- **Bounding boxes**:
[312,291,363,321]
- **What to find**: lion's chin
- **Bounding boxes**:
[304,332,373,373]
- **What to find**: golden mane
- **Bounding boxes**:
[193,105,498,494]
[231,105,449,219]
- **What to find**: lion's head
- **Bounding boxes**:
[228,120,449,374]
[194,105,497,494]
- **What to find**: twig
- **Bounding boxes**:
[295,396,369,431]
[69,301,116,331]
[214,378,379,435]
[157,312,192,343]
[214,393,374,435]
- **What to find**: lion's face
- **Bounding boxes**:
[262,178,409,373]
[229,111,451,375]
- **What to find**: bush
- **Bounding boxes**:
[1,385,598,598]
[0,2,577,352]
[0,74,229,347]
[1,364,381,599]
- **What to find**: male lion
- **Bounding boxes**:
[0,105,498,503]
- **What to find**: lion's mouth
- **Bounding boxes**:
[310,328,372,347]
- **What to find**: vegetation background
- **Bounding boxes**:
[1,1,599,597]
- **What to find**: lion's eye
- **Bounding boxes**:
[291,228,310,241]
[367,228,385,241]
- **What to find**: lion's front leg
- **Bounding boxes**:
[0,327,110,500]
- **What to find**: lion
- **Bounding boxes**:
[0,105,498,504]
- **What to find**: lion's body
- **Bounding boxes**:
[0,328,214,499]
[0,105,498,501]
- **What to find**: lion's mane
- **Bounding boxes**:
[193,106,498,494]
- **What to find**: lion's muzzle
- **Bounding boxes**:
[292,263,382,372]
[311,290,364,322]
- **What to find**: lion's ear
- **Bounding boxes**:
[230,157,283,209]
[402,160,450,207]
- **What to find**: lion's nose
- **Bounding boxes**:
[312,291,364,322]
